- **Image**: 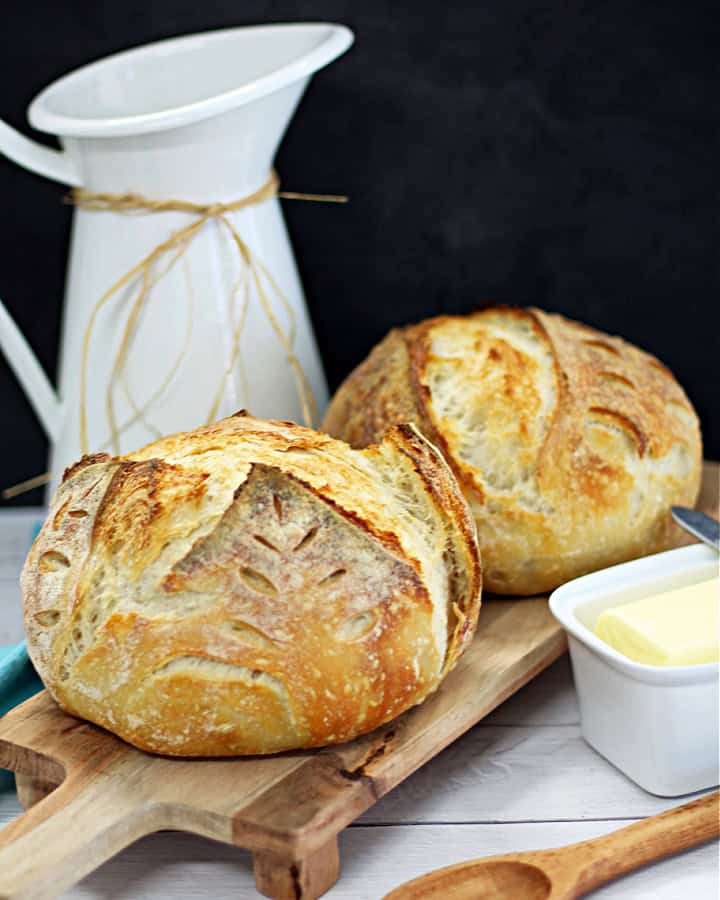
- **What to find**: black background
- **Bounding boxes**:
[1,1,717,505]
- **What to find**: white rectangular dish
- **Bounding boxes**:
[550,544,719,796]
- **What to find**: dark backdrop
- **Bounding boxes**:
[1,1,717,504]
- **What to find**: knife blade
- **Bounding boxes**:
[671,506,720,552]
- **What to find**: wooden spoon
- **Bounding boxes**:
[385,791,719,899]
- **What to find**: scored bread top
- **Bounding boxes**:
[324,307,702,594]
[22,413,481,755]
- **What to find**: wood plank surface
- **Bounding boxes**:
[0,810,714,900]
[384,793,720,900]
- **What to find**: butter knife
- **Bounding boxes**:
[671,506,720,552]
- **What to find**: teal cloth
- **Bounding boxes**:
[0,643,42,790]
[0,521,44,790]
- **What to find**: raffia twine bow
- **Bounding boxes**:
[69,170,347,457]
[2,172,347,500]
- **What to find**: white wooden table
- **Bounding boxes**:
[0,509,717,899]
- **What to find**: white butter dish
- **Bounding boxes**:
[550,544,719,796]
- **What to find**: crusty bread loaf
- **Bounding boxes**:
[324,307,702,594]
[22,413,481,756]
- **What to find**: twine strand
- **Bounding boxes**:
[2,172,346,499]
[205,267,251,424]
[71,170,340,455]
[118,249,197,441]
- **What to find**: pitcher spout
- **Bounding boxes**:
[0,300,63,441]
[21,24,353,201]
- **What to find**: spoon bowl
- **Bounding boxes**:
[386,858,552,900]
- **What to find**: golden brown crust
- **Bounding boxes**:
[22,414,482,756]
[323,329,433,448]
[378,423,481,674]
[324,307,702,594]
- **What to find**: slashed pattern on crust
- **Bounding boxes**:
[22,414,482,755]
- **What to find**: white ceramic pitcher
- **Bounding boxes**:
[0,23,353,496]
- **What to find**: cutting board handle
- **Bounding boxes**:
[0,766,161,900]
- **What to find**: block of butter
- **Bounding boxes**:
[594,577,719,666]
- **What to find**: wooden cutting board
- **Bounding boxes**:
[0,598,565,900]
[0,462,716,900]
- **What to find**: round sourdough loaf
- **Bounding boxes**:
[324,307,702,595]
[22,413,481,756]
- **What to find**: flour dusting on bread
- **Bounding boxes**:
[324,307,702,594]
[22,413,482,756]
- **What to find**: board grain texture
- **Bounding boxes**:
[0,462,716,900]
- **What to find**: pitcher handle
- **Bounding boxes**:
[0,299,62,441]
[0,120,81,186]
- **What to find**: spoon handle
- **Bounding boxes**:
[571,791,719,896]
